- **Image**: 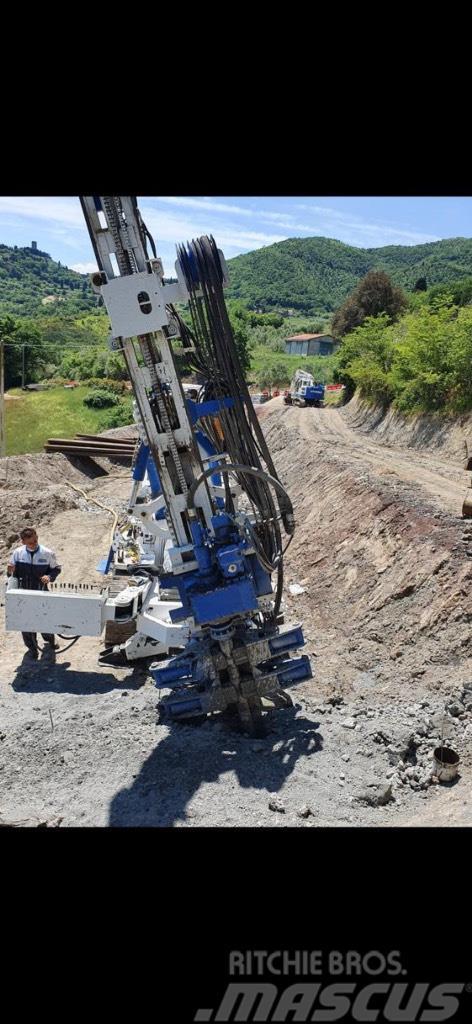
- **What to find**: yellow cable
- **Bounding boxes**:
[67,482,119,547]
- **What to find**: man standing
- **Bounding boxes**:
[7,527,62,657]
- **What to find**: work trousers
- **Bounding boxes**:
[22,632,55,650]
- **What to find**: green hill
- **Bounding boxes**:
[0,244,98,317]
[225,236,472,315]
[3,235,472,320]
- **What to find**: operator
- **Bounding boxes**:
[7,527,62,658]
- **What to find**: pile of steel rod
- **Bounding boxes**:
[44,433,137,460]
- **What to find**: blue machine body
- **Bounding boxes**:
[161,511,272,626]
[306,384,325,402]
[132,441,162,500]
[294,383,325,404]
[103,412,312,710]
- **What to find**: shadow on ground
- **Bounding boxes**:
[64,455,111,478]
[12,647,145,694]
[108,708,323,827]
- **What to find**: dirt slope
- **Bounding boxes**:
[261,400,472,701]
[342,393,472,463]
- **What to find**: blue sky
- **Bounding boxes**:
[0,195,471,277]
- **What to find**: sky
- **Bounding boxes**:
[0,195,471,278]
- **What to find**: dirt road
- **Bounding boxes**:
[288,403,467,515]
[1,407,471,827]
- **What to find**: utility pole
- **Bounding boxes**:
[0,340,5,457]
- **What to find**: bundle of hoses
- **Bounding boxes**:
[171,235,296,616]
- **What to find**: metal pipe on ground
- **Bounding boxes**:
[74,434,137,445]
[46,438,136,448]
[44,445,134,458]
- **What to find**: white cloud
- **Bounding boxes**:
[332,220,438,245]
[296,203,354,218]
[293,202,437,245]
[70,261,98,274]
[149,197,438,246]
[258,212,315,231]
[149,196,255,217]
[260,211,295,224]
[140,206,286,251]
[0,196,83,226]
[150,198,316,235]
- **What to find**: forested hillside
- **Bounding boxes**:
[225,237,472,314]
[3,236,472,319]
[0,244,98,317]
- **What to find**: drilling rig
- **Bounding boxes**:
[6,196,312,734]
[284,369,325,408]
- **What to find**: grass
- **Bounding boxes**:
[249,347,337,388]
[4,374,344,457]
[4,386,114,456]
[280,314,331,333]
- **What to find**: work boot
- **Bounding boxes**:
[25,647,39,659]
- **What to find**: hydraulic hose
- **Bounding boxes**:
[186,463,295,533]
[54,635,80,653]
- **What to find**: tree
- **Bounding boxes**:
[0,315,18,344]
[332,270,407,338]
[0,316,51,388]
[414,277,427,291]
[388,301,464,414]
[428,276,472,308]
[226,302,251,374]
[333,314,395,404]
[0,317,19,389]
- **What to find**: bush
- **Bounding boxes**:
[98,400,133,429]
[427,277,472,309]
[333,300,472,416]
[83,378,129,395]
[54,347,129,382]
[40,376,77,387]
[256,364,287,388]
[83,389,119,409]
[388,302,470,414]
[333,315,394,405]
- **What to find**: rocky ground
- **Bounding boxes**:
[1,406,471,827]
